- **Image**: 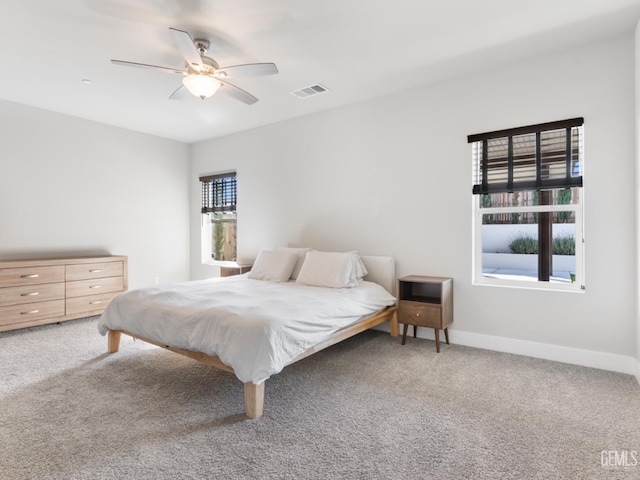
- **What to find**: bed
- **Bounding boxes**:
[98,251,399,418]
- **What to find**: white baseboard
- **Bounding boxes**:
[376,324,638,376]
[449,329,636,376]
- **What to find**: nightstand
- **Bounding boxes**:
[397,275,453,352]
[219,264,252,277]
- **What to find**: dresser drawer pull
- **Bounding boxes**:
[89,300,103,305]
[89,269,103,273]
[20,274,39,278]
[20,292,39,296]
[89,285,102,289]
[21,309,40,315]
[415,313,420,317]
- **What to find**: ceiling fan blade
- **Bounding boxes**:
[169,27,203,69]
[218,80,259,105]
[216,63,278,78]
[169,84,189,100]
[111,59,186,75]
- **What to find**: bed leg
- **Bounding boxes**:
[244,382,265,419]
[389,310,399,337]
[107,330,121,353]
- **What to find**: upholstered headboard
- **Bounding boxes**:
[360,255,395,295]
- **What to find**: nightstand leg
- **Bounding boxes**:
[402,324,408,345]
[444,327,450,345]
[413,325,417,338]
[434,328,441,353]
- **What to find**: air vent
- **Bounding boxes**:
[290,84,329,99]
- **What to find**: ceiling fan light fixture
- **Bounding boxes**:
[182,74,220,100]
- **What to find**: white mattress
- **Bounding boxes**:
[98,275,396,384]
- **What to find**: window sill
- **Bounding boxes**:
[473,275,585,293]
[202,260,248,268]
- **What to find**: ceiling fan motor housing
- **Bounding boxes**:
[188,55,218,75]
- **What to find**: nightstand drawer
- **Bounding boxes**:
[398,301,442,328]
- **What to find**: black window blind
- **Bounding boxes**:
[200,172,237,214]
[469,118,583,195]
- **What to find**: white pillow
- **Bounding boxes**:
[248,250,298,282]
[295,251,368,288]
[277,247,311,280]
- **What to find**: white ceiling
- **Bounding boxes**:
[1,0,640,144]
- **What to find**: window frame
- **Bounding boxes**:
[199,171,239,266]
[469,119,585,292]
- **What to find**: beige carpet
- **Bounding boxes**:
[1,317,639,480]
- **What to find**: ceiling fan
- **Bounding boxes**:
[111,27,278,105]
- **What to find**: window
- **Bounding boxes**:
[469,118,584,291]
[200,172,237,263]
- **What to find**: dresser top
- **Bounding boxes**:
[0,255,127,269]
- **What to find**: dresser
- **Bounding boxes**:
[0,255,127,332]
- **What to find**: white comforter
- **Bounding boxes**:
[98,275,396,384]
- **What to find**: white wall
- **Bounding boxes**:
[191,33,637,368]
[0,100,191,289]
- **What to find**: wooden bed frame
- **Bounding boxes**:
[106,306,398,419]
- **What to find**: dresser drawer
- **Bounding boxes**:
[66,261,124,282]
[0,300,65,327]
[0,266,65,287]
[66,276,124,298]
[66,291,120,316]
[0,282,65,307]
[398,300,442,328]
